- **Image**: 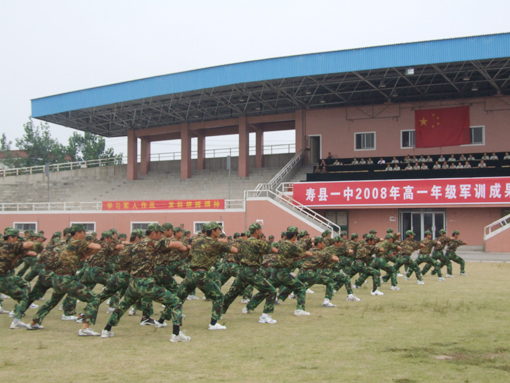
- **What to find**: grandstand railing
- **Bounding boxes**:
[0,143,295,178]
[484,213,510,240]
[255,149,304,191]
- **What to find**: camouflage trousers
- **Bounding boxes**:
[80,266,110,290]
[154,265,179,293]
[318,269,353,296]
[414,254,442,277]
[368,257,398,286]
[167,262,197,297]
[0,274,30,319]
[16,257,37,277]
[445,251,466,274]
[423,250,451,276]
[177,269,223,321]
[280,270,334,302]
[394,255,422,281]
[347,260,381,291]
[268,269,306,311]
[32,275,99,325]
[222,266,276,314]
[24,262,43,282]
[26,270,77,316]
[219,262,254,300]
[107,277,182,326]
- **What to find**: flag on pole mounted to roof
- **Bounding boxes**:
[414,106,470,148]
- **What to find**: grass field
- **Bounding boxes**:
[1,262,509,383]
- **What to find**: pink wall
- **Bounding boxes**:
[348,208,399,236]
[305,96,510,160]
[485,227,510,252]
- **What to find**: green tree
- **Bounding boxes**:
[67,132,123,163]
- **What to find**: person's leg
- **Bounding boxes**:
[0,275,30,320]
[222,274,248,314]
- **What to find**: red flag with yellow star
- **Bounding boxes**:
[414,106,470,148]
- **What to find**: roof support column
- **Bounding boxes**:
[295,109,307,163]
[197,132,205,170]
[180,122,192,179]
[238,116,249,177]
[127,129,138,181]
[140,138,151,175]
[255,126,264,168]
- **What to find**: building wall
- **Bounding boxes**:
[305,96,510,160]
[485,227,510,252]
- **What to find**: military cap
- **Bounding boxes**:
[322,229,332,237]
[385,233,394,239]
[405,230,416,236]
[452,230,460,235]
[208,222,222,230]
[24,230,30,234]
[4,228,19,237]
[333,236,342,242]
[272,242,280,248]
[52,231,62,238]
[146,223,164,233]
[249,222,262,234]
[366,234,375,240]
[63,227,71,235]
[71,224,86,233]
[173,227,183,233]
[91,232,97,236]
[313,236,324,245]
[362,233,368,238]
[287,226,299,233]
[386,228,394,233]
[281,231,286,238]
[299,230,309,236]
[162,222,174,230]
[102,231,113,238]
[369,229,377,234]
[341,231,348,237]
[240,231,247,237]
[118,233,127,239]
[85,235,93,241]
[136,229,146,238]
[38,230,45,234]
[351,233,358,239]
[268,235,274,239]
[219,233,226,238]
[184,230,191,235]
[438,229,446,234]
[109,228,118,234]
[234,232,240,238]
[201,223,211,231]
[243,230,250,237]
[227,236,232,240]
[424,230,432,236]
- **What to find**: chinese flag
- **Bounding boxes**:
[414,106,470,148]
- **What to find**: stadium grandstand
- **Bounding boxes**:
[1,32,510,251]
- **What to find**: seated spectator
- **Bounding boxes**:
[314,167,321,174]
[378,158,386,164]
[404,163,413,170]
[321,165,328,173]
[438,155,446,162]
[367,158,373,164]
[456,162,464,169]
[467,154,476,161]
[448,154,456,162]
[459,154,467,161]
[412,155,418,162]
[385,164,392,171]
[351,157,359,165]
[332,159,340,166]
[391,156,399,164]
[481,152,490,160]
[320,159,326,167]
[490,152,499,160]
[394,164,401,171]
[426,155,433,162]
[404,155,411,163]
[327,152,334,159]
[419,155,426,162]
[413,163,420,170]
[504,152,510,160]
[433,161,441,170]
[478,160,487,168]
[359,158,366,164]
[441,162,449,169]
[464,161,471,169]
[420,163,429,170]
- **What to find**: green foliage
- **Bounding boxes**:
[66,132,122,163]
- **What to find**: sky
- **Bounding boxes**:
[1,0,509,159]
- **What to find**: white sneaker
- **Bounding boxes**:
[370,289,384,296]
[161,305,166,308]
[10,319,28,329]
[397,273,403,277]
[460,273,468,276]
[8,310,15,318]
[438,277,445,281]
[417,280,425,285]
[202,297,211,301]
[26,323,44,330]
[170,332,191,342]
[294,309,311,316]
[101,329,114,338]
[346,294,361,302]
[62,315,78,321]
[333,290,337,293]
[106,298,111,305]
[0,306,10,314]
[0,293,10,299]
[353,285,360,289]
[208,323,227,330]
[306,288,314,294]
[186,295,199,300]
[289,293,296,299]
[106,307,115,314]
[75,317,84,324]
[240,298,250,304]
[128,308,137,316]
[155,321,167,328]
[78,328,100,336]
[259,314,277,324]
[446,274,455,278]
[29,303,38,309]
[58,304,63,311]
[322,301,336,308]
[390,286,400,291]
[404,276,409,280]
[242,307,251,314]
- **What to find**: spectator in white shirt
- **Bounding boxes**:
[385,164,392,171]
[426,155,433,162]
[332,159,340,166]
[490,152,499,160]
[391,157,399,164]
[464,161,471,169]
[359,158,366,164]
[504,152,510,160]
[481,153,490,160]
[413,163,420,170]
[351,157,359,165]
[419,155,426,162]
[412,155,418,162]
[448,154,456,162]
[404,164,412,171]
[456,162,464,169]
[394,164,401,171]
[459,154,467,161]
[433,161,441,170]
[420,163,429,170]
[404,155,411,163]
[478,160,487,168]
[378,158,386,164]
[442,162,449,169]
[367,158,374,164]
[438,155,446,162]
[467,154,476,161]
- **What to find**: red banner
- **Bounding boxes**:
[415,106,470,148]
[103,199,225,211]
[293,177,510,207]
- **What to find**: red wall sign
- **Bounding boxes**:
[103,199,225,211]
[293,177,510,207]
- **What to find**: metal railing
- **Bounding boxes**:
[0,158,119,177]
[484,213,510,240]
[255,149,304,191]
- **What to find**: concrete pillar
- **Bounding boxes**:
[180,122,192,179]
[238,116,249,177]
[127,129,138,181]
[295,109,307,163]
[197,132,205,170]
[255,126,264,168]
[140,138,151,175]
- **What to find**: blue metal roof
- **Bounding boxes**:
[32,33,510,118]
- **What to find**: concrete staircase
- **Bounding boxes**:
[288,164,314,183]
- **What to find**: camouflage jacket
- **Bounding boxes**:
[297,237,313,251]
[156,238,182,267]
[377,240,399,258]
[261,252,278,268]
[226,238,243,263]
[180,237,192,263]
[400,239,421,256]
[324,237,335,247]
[0,241,25,275]
[301,248,334,270]
[189,236,232,270]
[116,244,133,272]
[434,236,451,251]
[419,238,437,255]
[446,238,466,252]
[37,242,66,271]
[53,239,90,276]
[354,242,377,263]
[239,237,272,267]
[88,240,115,268]
[130,238,163,278]
[33,241,44,255]
[345,240,359,259]
[272,240,304,269]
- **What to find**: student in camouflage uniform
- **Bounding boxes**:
[177,222,238,330]
[48,232,62,247]
[103,223,188,342]
[17,232,44,278]
[445,231,467,276]
[27,224,103,335]
[415,231,445,281]
[322,230,334,247]
[0,228,36,328]
[422,229,452,277]
[394,230,425,284]
[154,223,183,294]
[372,235,401,290]
[222,222,278,323]
[349,234,384,295]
